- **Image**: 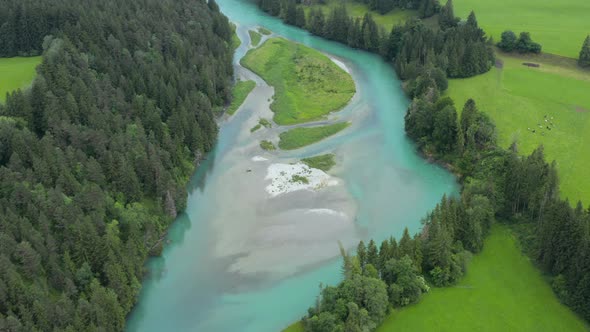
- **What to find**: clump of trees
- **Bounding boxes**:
[0,0,233,330]
[579,35,590,68]
[497,30,542,54]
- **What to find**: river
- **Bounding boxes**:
[126,1,458,331]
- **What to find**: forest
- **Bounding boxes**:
[255,0,590,331]
[0,0,233,330]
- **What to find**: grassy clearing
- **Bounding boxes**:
[302,0,417,31]
[241,38,355,125]
[301,154,336,171]
[448,52,590,205]
[453,0,590,58]
[0,56,42,102]
[249,30,262,47]
[227,80,256,115]
[260,140,276,151]
[377,224,588,332]
[258,27,272,35]
[278,122,349,150]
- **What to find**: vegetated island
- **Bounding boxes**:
[249,30,262,47]
[279,122,350,150]
[241,37,355,125]
[301,154,336,172]
[227,80,255,115]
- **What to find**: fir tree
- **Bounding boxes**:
[579,35,590,68]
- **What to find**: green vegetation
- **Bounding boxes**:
[378,225,588,332]
[258,27,272,35]
[284,322,304,332]
[260,140,276,150]
[579,35,590,68]
[259,118,272,128]
[0,0,233,330]
[302,0,417,31]
[453,0,590,58]
[250,118,272,133]
[250,124,262,132]
[231,23,241,52]
[241,38,355,125]
[249,30,262,47]
[0,56,41,102]
[290,174,309,184]
[227,80,256,115]
[278,122,350,150]
[301,154,336,171]
[448,53,590,205]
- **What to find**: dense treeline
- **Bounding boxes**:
[257,0,590,329]
[0,0,233,330]
[259,0,494,82]
[497,30,542,54]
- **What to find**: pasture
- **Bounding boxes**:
[448,52,590,205]
[453,0,590,58]
[377,225,588,332]
[0,56,41,102]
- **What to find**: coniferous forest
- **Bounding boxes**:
[0,0,233,330]
[256,1,590,331]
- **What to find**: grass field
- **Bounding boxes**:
[227,80,256,116]
[283,322,304,332]
[448,52,590,205]
[453,0,590,58]
[249,30,262,47]
[377,224,588,332]
[241,38,355,125]
[0,56,42,102]
[278,122,350,150]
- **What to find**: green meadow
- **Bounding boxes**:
[0,56,42,102]
[377,225,588,332]
[278,122,350,150]
[454,0,590,58]
[448,53,590,205]
[241,38,355,125]
[301,153,336,172]
[227,80,255,115]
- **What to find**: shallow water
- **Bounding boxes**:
[126,1,458,331]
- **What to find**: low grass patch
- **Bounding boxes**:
[227,80,255,115]
[301,154,336,171]
[249,30,262,47]
[250,118,272,133]
[278,122,349,150]
[241,38,355,125]
[260,140,276,151]
[283,321,304,332]
[453,0,590,58]
[290,174,309,184]
[258,27,272,35]
[0,56,42,102]
[448,52,590,205]
[377,224,588,332]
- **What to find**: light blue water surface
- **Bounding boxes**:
[126,1,458,331]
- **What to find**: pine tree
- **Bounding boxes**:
[439,0,457,30]
[579,35,590,68]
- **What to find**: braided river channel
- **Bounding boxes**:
[127,1,458,331]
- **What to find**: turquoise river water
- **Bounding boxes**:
[126,1,458,331]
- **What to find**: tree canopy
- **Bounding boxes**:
[0,0,233,330]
